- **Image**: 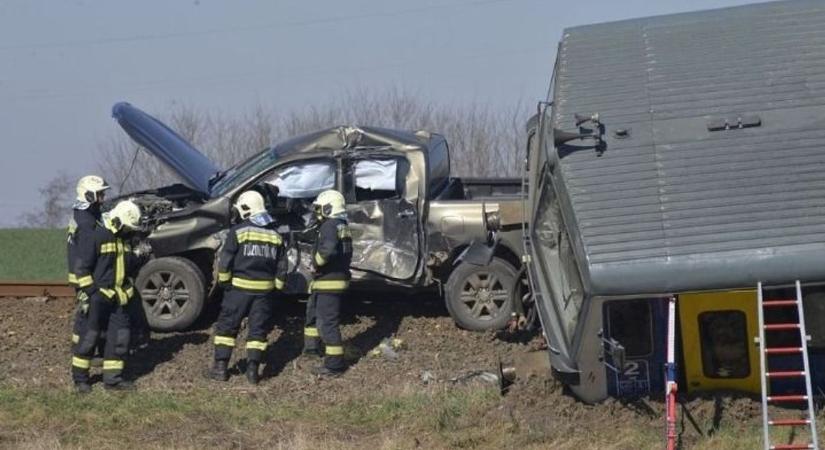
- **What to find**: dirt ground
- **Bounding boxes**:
[0,294,814,449]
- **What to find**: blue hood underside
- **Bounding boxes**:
[111,102,219,195]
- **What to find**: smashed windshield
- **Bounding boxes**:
[210,149,278,197]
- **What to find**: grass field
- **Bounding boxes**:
[0,229,66,282]
[0,383,797,450]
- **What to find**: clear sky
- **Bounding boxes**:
[0,0,770,225]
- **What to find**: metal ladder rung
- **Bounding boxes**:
[766,371,806,378]
[764,323,801,331]
[770,445,814,450]
[767,394,808,403]
[763,300,798,307]
[765,347,804,355]
[769,419,812,426]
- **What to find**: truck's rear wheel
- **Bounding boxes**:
[445,257,517,331]
[137,257,206,332]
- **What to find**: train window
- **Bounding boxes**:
[606,300,652,358]
[698,311,750,379]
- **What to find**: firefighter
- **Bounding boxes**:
[71,200,143,392]
[303,189,352,377]
[208,190,288,385]
[67,175,109,355]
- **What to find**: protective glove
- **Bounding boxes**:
[133,241,153,258]
[76,291,90,315]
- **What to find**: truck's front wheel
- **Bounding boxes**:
[136,257,206,332]
[445,257,517,331]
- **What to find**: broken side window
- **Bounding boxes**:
[353,158,403,201]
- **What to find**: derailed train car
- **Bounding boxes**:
[523,0,825,402]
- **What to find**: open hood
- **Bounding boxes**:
[111,102,219,195]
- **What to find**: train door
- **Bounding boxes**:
[679,290,760,394]
[603,298,668,398]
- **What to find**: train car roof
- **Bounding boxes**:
[549,0,825,295]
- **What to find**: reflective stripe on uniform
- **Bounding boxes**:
[102,359,124,371]
[68,273,93,288]
[115,241,127,304]
[214,335,236,347]
[72,356,91,369]
[97,240,132,305]
[100,243,117,253]
[231,277,275,291]
[236,230,282,245]
[71,334,80,344]
[77,275,93,288]
[310,280,349,292]
[304,327,319,337]
[275,278,285,290]
[246,340,268,351]
[325,345,344,356]
[218,272,232,282]
[337,226,352,239]
[314,252,327,267]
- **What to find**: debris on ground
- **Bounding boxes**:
[420,370,436,384]
[368,337,405,359]
[449,370,500,386]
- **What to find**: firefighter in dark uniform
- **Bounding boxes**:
[67,175,109,355]
[208,190,288,385]
[303,189,353,377]
[70,200,143,392]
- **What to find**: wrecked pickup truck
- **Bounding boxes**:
[110,102,525,332]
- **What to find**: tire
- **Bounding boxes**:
[445,257,517,331]
[136,256,206,332]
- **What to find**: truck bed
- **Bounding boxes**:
[435,177,521,200]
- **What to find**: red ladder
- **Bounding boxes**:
[757,281,819,450]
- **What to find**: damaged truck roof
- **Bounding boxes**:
[549,0,825,295]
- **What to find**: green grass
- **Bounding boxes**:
[0,384,502,449]
[1,383,800,449]
[0,228,66,281]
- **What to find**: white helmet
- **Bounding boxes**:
[234,190,266,220]
[108,200,142,231]
[313,190,346,218]
[76,175,110,203]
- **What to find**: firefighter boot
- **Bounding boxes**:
[74,382,92,394]
[311,365,344,378]
[103,380,136,391]
[246,361,260,385]
[208,359,229,382]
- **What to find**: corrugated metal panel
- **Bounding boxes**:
[551,0,825,295]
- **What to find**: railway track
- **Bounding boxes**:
[0,281,74,297]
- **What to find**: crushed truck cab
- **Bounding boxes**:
[109,103,524,331]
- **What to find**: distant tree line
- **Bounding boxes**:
[20,89,528,228]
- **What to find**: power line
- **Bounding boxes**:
[0,0,531,51]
